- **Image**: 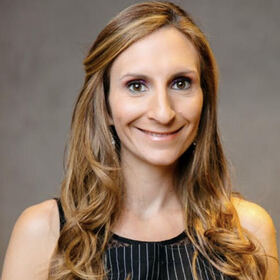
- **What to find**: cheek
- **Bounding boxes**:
[178,94,203,123]
[194,96,204,121]
[109,96,140,127]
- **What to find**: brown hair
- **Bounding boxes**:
[48,1,267,279]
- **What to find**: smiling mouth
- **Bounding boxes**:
[137,127,183,137]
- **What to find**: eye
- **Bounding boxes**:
[127,80,147,93]
[171,77,192,90]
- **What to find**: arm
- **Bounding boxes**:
[232,197,279,280]
[1,199,60,280]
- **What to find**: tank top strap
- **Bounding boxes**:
[54,197,66,231]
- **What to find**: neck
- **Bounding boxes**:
[120,152,182,218]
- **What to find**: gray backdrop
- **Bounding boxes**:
[1,0,279,270]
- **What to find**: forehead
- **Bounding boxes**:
[110,26,200,79]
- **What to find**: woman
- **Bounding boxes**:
[2,1,278,280]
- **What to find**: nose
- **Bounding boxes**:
[147,87,176,124]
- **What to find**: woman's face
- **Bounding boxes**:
[108,26,203,167]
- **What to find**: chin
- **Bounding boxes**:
[142,152,182,167]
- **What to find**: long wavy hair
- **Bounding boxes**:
[48,1,267,279]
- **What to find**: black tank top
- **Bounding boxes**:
[54,198,232,280]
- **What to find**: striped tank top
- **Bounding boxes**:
[54,198,232,280]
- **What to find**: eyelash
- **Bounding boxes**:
[171,77,192,90]
[126,77,192,94]
[127,79,147,93]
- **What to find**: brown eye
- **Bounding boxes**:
[127,80,147,93]
[172,77,191,90]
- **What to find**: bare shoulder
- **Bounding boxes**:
[15,199,60,238]
[1,199,60,280]
[232,198,276,239]
[231,197,276,236]
[232,196,279,279]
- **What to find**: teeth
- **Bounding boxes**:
[144,131,173,136]
[138,127,181,137]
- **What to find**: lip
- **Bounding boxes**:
[137,127,182,135]
[136,126,183,141]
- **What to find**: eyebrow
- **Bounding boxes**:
[120,70,199,81]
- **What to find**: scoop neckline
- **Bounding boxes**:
[110,230,187,245]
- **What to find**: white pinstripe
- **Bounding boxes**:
[210,263,217,280]
[156,245,160,280]
[131,245,134,279]
[104,253,107,270]
[201,259,210,280]
[116,249,120,280]
[165,246,171,280]
[177,245,187,280]
[197,257,203,280]
[219,270,225,280]
[146,243,149,280]
[109,249,113,277]
[150,243,156,280]
[184,243,194,279]
[123,246,126,278]
[138,244,141,280]
[171,245,179,280]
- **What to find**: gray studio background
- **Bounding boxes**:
[1,0,279,270]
